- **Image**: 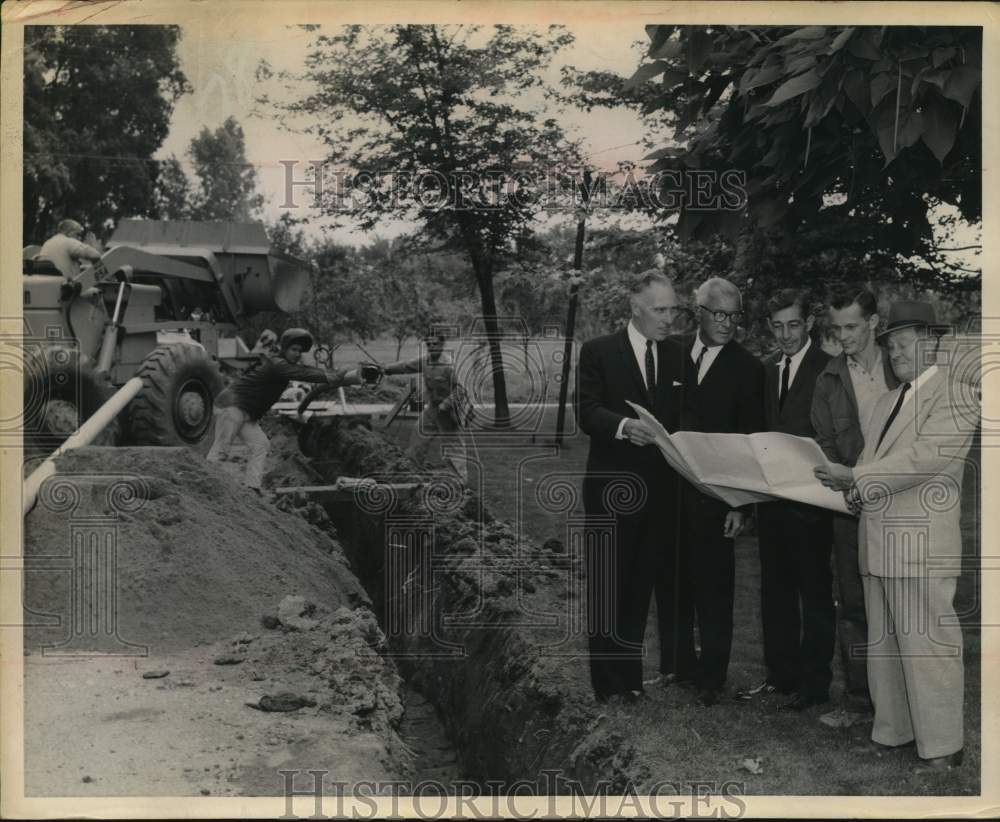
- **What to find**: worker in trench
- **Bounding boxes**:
[381,330,474,484]
[207,327,380,495]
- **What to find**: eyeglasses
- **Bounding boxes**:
[698,305,745,324]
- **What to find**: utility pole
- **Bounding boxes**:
[553,169,592,446]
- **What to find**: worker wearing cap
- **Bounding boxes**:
[815,301,976,773]
[383,331,472,482]
[37,219,102,280]
[207,328,365,492]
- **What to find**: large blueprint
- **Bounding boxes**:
[627,401,849,513]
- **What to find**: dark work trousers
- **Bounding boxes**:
[756,501,835,699]
[658,487,735,691]
[585,490,674,700]
[831,513,873,709]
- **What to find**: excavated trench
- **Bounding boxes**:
[292,418,645,792]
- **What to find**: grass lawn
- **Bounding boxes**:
[384,405,982,796]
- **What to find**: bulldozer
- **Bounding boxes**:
[22,220,310,451]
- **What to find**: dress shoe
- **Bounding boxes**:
[735,679,793,701]
[662,673,699,690]
[914,749,964,773]
[696,688,723,707]
[780,692,829,712]
[858,738,915,756]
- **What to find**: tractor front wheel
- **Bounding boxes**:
[22,347,120,456]
[129,344,223,447]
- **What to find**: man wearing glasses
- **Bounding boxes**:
[37,219,102,280]
[658,276,765,707]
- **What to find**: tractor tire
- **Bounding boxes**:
[22,347,120,455]
[128,344,223,447]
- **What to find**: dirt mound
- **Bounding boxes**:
[23,445,369,653]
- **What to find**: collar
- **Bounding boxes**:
[627,320,655,349]
[693,332,725,356]
[908,363,938,393]
[779,335,811,367]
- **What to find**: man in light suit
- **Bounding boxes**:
[815,301,976,772]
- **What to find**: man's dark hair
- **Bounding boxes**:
[767,288,810,320]
[829,288,878,318]
[629,268,673,295]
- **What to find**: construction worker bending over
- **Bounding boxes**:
[37,219,102,280]
[383,331,473,483]
[208,327,365,493]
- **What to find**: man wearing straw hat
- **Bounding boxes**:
[815,300,976,772]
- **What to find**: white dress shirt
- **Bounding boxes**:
[776,336,812,399]
[690,334,724,385]
[616,321,658,440]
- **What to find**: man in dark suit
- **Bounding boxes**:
[576,270,687,702]
[737,289,834,711]
[658,276,766,707]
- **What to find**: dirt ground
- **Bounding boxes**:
[21,434,416,797]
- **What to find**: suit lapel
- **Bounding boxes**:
[875,369,945,456]
[764,353,780,423]
[781,342,823,413]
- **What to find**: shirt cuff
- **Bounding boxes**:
[615,418,629,440]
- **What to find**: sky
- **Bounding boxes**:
[157,22,656,246]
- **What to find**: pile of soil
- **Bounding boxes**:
[23,445,368,653]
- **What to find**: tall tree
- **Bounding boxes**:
[567,26,981,299]
[23,25,190,244]
[185,116,264,221]
[260,24,584,426]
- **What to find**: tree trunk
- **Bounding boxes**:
[476,270,511,428]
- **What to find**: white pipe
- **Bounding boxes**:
[23,377,145,517]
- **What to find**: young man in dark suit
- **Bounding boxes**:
[737,289,835,710]
[576,270,687,702]
[659,276,766,707]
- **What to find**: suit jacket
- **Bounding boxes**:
[764,341,831,436]
[677,335,766,437]
[576,329,687,516]
[854,368,976,578]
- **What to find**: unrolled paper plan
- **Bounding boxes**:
[626,401,849,514]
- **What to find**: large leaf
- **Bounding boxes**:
[870,72,896,108]
[687,28,713,75]
[661,68,690,88]
[921,97,959,163]
[843,69,869,114]
[895,109,924,149]
[740,63,784,92]
[942,64,981,108]
[646,25,673,55]
[765,69,821,106]
[828,27,855,54]
[651,38,684,60]
[847,36,882,61]
[932,46,957,67]
[623,60,668,91]
[774,26,827,46]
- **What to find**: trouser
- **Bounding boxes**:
[585,483,674,700]
[407,403,467,482]
[658,488,735,691]
[862,574,964,759]
[832,513,872,708]
[206,405,269,489]
[756,501,835,698]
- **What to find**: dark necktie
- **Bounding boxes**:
[694,345,707,384]
[778,355,791,409]
[645,339,656,405]
[875,382,912,450]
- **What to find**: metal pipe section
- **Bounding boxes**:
[22,377,145,517]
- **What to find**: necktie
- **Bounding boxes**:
[645,339,656,404]
[778,355,791,409]
[694,345,707,384]
[875,382,912,450]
